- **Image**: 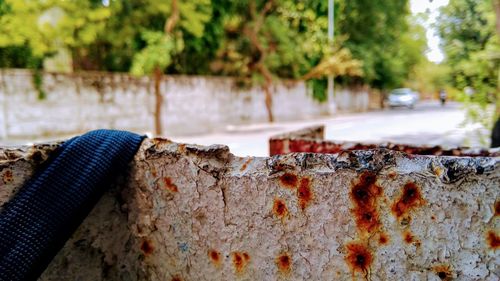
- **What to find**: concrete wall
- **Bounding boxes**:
[335,89,369,112]
[1,139,498,280]
[269,126,499,157]
[0,69,371,139]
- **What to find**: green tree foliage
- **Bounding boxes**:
[438,0,499,104]
[403,15,446,98]
[0,0,427,105]
[206,0,364,120]
[437,0,500,144]
[337,0,424,90]
[0,0,110,61]
[0,46,39,68]
[127,0,211,76]
[71,0,211,72]
[115,0,212,135]
[406,61,451,98]
[130,32,179,76]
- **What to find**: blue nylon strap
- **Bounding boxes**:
[0,130,144,281]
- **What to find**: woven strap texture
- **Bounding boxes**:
[0,130,144,281]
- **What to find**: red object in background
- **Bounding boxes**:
[269,126,498,157]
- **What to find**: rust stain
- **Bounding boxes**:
[345,242,373,275]
[297,177,313,210]
[240,157,253,172]
[232,252,250,273]
[403,230,414,244]
[355,209,380,235]
[272,162,289,173]
[140,239,154,255]
[495,201,500,217]
[431,215,436,221]
[178,143,186,153]
[208,249,221,266]
[433,166,443,177]
[391,182,425,219]
[171,275,183,281]
[402,230,421,247]
[279,172,298,189]
[388,171,397,180]
[378,233,389,246]
[2,169,13,184]
[270,129,498,157]
[163,177,178,193]
[273,198,288,219]
[432,264,453,280]
[350,171,383,234]
[269,139,285,156]
[276,253,292,274]
[414,240,422,248]
[486,230,500,249]
[153,138,173,147]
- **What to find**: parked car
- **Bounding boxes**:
[387,88,419,109]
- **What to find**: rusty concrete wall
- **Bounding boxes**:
[1,139,499,281]
[0,143,59,210]
[269,125,499,157]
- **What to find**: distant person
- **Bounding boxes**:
[439,89,447,106]
[492,118,500,148]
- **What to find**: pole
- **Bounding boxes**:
[328,0,336,114]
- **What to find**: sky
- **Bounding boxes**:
[410,0,450,63]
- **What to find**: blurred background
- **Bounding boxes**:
[0,0,498,156]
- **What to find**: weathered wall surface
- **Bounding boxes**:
[269,126,499,157]
[0,142,59,209]
[0,69,372,140]
[1,139,499,280]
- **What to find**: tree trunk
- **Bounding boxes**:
[152,0,178,137]
[245,1,275,123]
[153,66,163,136]
[494,0,500,37]
[380,91,386,109]
[263,84,274,123]
[257,64,274,122]
[165,0,179,34]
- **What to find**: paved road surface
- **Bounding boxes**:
[2,101,488,157]
[173,101,488,157]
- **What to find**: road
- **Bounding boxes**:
[173,101,489,157]
[2,101,487,156]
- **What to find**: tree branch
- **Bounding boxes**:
[494,0,500,37]
[164,0,180,34]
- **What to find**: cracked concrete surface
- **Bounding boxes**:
[0,138,499,280]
